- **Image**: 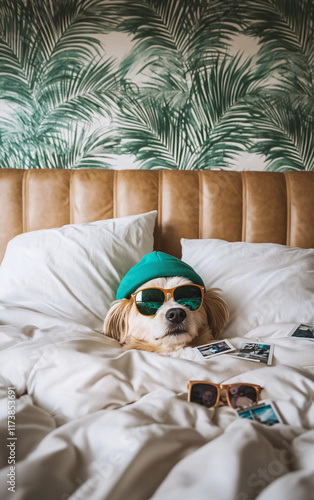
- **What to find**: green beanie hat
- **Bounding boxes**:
[116,251,205,300]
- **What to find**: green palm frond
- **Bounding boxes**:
[0,0,121,98]
[116,97,192,169]
[0,0,123,168]
[48,125,120,169]
[248,98,314,171]
[116,55,264,170]
[186,55,259,144]
[242,0,313,93]
[0,110,53,169]
[35,0,120,88]
[37,55,121,129]
[0,0,37,109]
[117,0,244,88]
[0,121,120,169]
[0,43,34,109]
[0,0,115,94]
[0,51,122,167]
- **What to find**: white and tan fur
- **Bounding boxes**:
[104,276,229,354]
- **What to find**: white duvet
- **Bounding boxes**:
[1,301,314,500]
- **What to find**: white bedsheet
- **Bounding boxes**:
[0,300,314,500]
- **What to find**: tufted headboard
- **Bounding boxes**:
[0,169,313,262]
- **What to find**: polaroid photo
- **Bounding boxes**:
[237,400,283,426]
[194,339,235,359]
[289,323,314,340]
[231,342,274,365]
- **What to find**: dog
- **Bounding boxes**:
[104,275,229,354]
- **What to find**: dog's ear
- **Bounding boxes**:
[203,289,229,338]
[103,299,132,344]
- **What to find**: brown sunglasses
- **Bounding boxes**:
[130,284,205,316]
[187,381,262,410]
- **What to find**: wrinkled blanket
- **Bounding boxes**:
[0,300,314,500]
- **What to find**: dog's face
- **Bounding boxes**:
[104,276,229,354]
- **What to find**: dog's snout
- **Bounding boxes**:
[165,308,187,324]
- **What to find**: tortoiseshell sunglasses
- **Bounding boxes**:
[131,284,204,316]
[187,381,262,410]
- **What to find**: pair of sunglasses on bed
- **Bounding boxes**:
[187,381,263,410]
[131,284,204,316]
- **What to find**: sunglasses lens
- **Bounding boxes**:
[174,285,203,311]
[135,288,165,316]
[190,383,218,408]
[228,385,258,409]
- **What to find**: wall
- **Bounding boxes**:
[0,0,313,171]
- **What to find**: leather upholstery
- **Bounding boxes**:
[0,169,313,262]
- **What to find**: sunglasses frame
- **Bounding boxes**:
[187,381,262,409]
[130,284,205,316]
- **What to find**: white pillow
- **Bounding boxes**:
[181,238,314,337]
[0,211,157,330]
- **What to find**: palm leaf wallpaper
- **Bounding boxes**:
[0,0,313,170]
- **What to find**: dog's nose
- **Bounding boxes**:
[165,308,187,324]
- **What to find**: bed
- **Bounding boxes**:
[0,169,313,500]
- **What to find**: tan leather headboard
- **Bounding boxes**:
[1,169,313,262]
